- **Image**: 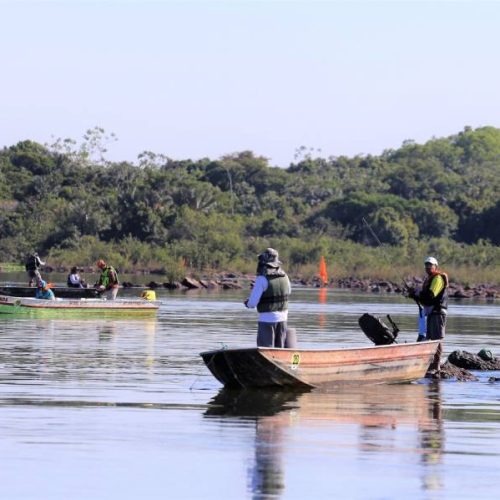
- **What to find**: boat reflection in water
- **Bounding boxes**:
[16,318,159,382]
[205,383,443,498]
[205,389,301,498]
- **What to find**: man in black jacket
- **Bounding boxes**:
[25,252,45,287]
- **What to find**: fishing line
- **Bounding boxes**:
[361,216,412,289]
[361,216,423,339]
[362,217,384,248]
[189,342,228,391]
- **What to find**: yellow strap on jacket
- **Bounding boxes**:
[429,274,445,298]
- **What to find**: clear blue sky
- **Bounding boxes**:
[1,0,499,166]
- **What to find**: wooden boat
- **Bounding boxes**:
[0,285,100,299]
[0,294,159,317]
[200,340,440,389]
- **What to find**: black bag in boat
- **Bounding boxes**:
[358,313,398,345]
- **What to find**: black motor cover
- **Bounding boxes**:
[358,313,397,345]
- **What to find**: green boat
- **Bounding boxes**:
[0,294,159,317]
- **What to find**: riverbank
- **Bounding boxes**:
[123,273,500,300]
[2,262,498,299]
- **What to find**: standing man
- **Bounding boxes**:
[95,259,119,300]
[408,256,449,373]
[244,248,292,347]
[25,252,45,286]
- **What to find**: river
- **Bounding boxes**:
[0,283,499,499]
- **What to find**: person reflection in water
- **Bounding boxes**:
[249,418,285,498]
[419,383,444,492]
[205,390,295,500]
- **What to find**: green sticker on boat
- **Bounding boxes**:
[291,353,300,370]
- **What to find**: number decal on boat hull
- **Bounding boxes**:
[291,353,300,370]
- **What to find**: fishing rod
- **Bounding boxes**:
[361,217,383,248]
[361,217,413,291]
[361,217,426,340]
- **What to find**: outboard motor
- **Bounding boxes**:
[358,313,399,345]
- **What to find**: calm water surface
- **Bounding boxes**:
[1,284,500,499]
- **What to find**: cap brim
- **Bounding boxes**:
[266,261,281,267]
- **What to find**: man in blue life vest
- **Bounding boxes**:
[244,248,292,348]
[35,280,55,300]
[95,259,119,300]
[408,256,449,373]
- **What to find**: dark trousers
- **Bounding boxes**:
[257,322,287,347]
[426,313,447,371]
[27,269,42,287]
[257,322,297,348]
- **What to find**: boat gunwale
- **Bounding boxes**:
[0,294,159,311]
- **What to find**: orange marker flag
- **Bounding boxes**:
[319,256,328,286]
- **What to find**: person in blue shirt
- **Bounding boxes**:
[35,280,56,300]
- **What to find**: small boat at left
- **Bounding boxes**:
[0,294,159,317]
[0,285,100,299]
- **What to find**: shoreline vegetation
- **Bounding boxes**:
[2,262,498,300]
[1,126,499,290]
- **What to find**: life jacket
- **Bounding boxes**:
[99,266,119,289]
[257,273,290,313]
[419,271,449,312]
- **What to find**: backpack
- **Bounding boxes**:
[25,255,37,271]
[358,313,398,345]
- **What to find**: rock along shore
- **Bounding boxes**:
[119,274,499,300]
[38,264,498,299]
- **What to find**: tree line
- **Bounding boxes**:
[0,126,499,281]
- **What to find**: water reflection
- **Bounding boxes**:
[97,323,117,342]
[419,383,444,492]
[206,389,300,498]
[205,383,444,498]
[318,287,327,329]
[0,318,158,384]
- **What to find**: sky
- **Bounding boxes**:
[1,0,500,167]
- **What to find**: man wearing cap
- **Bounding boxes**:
[25,252,45,287]
[95,259,119,300]
[408,256,449,373]
[35,280,55,300]
[244,248,292,348]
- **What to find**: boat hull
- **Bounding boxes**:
[0,294,159,317]
[0,286,100,299]
[200,341,440,389]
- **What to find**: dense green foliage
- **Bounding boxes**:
[1,126,499,281]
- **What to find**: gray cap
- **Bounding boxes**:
[258,248,282,267]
